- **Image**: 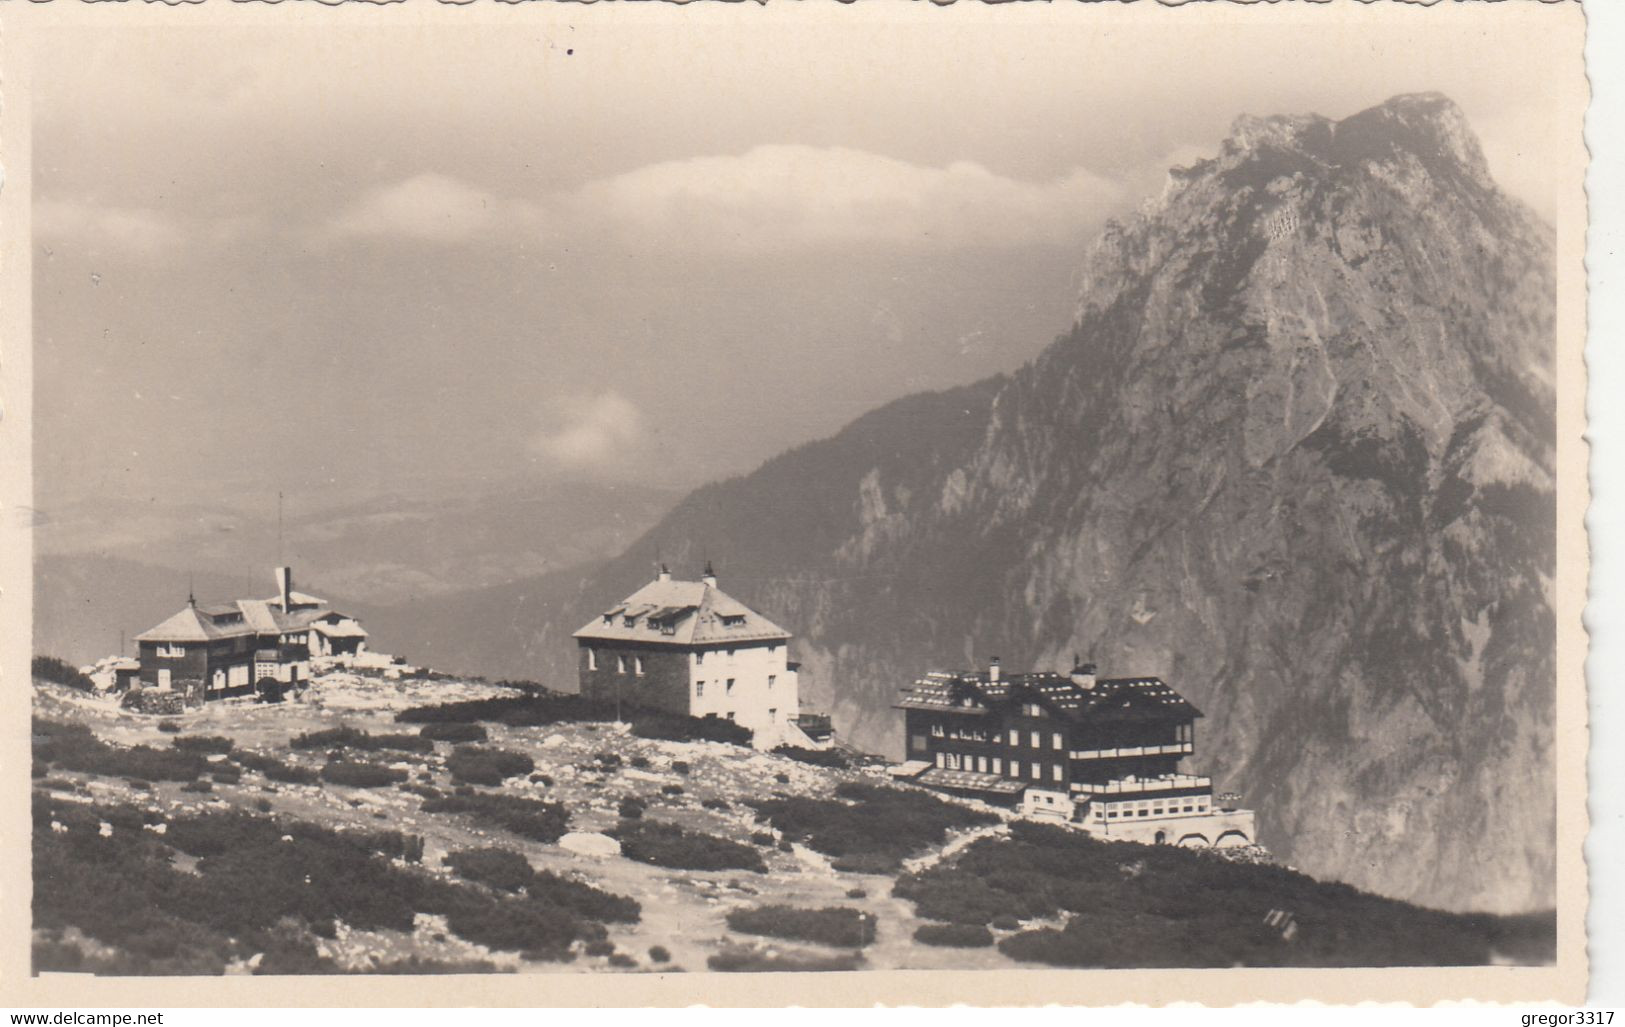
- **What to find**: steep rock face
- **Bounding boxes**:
[518,94,1555,914]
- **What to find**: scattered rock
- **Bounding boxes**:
[559,832,621,858]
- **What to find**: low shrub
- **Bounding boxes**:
[846,888,868,899]
[607,952,637,968]
[773,773,790,784]
[618,798,646,820]
[119,689,186,716]
[771,745,852,770]
[725,905,876,948]
[702,798,731,811]
[914,923,993,948]
[33,655,95,692]
[233,751,319,785]
[649,945,671,963]
[35,720,209,782]
[395,691,752,746]
[594,752,622,768]
[661,784,685,797]
[292,726,434,754]
[612,820,767,873]
[990,914,1022,931]
[445,847,534,892]
[173,735,234,755]
[750,832,775,847]
[418,722,488,743]
[157,720,183,734]
[446,746,535,786]
[583,939,615,957]
[320,761,408,788]
[629,756,651,769]
[211,766,242,785]
[442,896,585,962]
[528,869,640,923]
[181,780,214,794]
[670,761,690,776]
[422,793,571,843]
[750,781,997,872]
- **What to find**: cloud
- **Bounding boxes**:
[570,146,1124,254]
[531,391,644,469]
[321,149,1124,254]
[36,198,187,255]
[326,173,505,243]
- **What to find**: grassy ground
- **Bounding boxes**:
[31,673,1555,975]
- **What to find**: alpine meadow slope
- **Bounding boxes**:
[390,94,1557,915]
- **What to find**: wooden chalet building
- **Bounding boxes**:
[894,658,1255,848]
[131,566,368,705]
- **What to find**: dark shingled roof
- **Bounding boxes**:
[895,668,1201,720]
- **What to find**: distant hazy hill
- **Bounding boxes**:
[32,478,676,663]
[411,94,1554,915]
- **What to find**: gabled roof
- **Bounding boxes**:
[573,575,791,647]
[134,607,220,643]
[137,582,359,644]
[895,667,1201,720]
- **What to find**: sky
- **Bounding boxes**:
[31,7,1571,515]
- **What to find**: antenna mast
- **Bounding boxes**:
[277,490,285,565]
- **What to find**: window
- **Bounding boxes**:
[157,668,172,691]
[1030,731,1041,748]
[1010,761,1021,778]
[930,723,945,738]
[768,708,777,720]
[588,649,598,671]
[1030,764,1042,780]
[721,614,745,628]
[696,681,705,697]
[622,615,635,628]
[767,674,777,690]
[725,712,735,721]
[1008,729,1019,746]
[727,649,737,664]
[725,678,735,695]
[255,661,279,681]
[1052,732,1063,750]
[616,655,626,674]
[977,756,988,773]
[228,664,249,687]
[602,614,613,625]
[911,733,927,751]
[992,757,1002,774]
[936,752,946,769]
[696,651,706,666]
[1052,765,1063,782]
[634,656,645,676]
[158,643,185,658]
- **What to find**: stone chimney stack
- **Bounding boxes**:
[276,566,293,611]
[657,563,672,583]
[701,560,718,588]
[1070,655,1098,690]
[989,657,1001,684]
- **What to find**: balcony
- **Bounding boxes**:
[1070,774,1211,797]
[1067,742,1193,760]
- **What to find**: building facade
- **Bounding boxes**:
[131,566,368,705]
[572,565,812,747]
[895,659,1256,848]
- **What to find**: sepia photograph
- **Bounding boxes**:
[3,0,1591,1005]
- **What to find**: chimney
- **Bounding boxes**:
[988,657,1001,684]
[1070,655,1098,690]
[701,560,717,588]
[657,563,672,583]
[276,566,293,611]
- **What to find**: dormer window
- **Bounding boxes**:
[721,614,746,628]
[623,616,636,628]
